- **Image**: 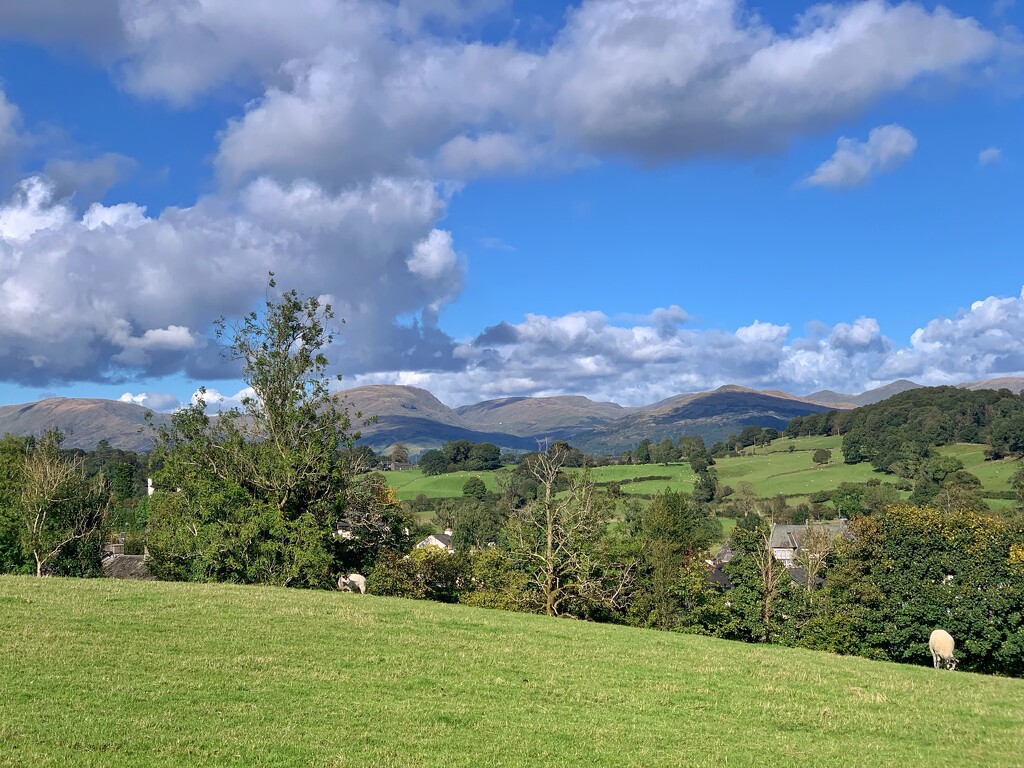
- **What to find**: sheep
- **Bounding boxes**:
[337,573,367,594]
[929,629,957,670]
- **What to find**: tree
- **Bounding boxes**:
[812,448,832,466]
[148,278,356,588]
[640,489,717,629]
[390,442,409,466]
[20,429,110,578]
[0,435,31,573]
[1011,462,1024,506]
[650,438,679,465]
[462,476,487,500]
[634,439,652,465]
[504,444,628,617]
[418,449,449,476]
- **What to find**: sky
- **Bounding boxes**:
[0,0,1021,411]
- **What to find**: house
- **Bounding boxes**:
[416,527,454,554]
[769,521,848,568]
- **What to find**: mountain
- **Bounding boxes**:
[959,377,1024,394]
[806,379,923,408]
[0,398,170,452]
[337,385,537,454]
[566,386,834,455]
[455,395,633,437]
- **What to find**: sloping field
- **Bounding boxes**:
[382,468,503,500]
[1,577,1023,767]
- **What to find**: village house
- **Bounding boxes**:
[416,527,454,554]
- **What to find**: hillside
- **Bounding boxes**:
[960,376,1024,394]
[338,384,537,454]
[2,576,1022,767]
[0,398,170,452]
[455,395,632,437]
[569,386,833,454]
[806,379,922,408]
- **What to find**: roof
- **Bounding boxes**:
[769,521,848,550]
[419,533,452,547]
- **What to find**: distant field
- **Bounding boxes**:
[2,577,1023,767]
[382,437,1021,512]
[382,468,503,500]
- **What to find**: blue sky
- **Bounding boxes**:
[0,0,1021,410]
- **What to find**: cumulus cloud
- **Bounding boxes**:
[0,174,464,385]
[978,146,1003,166]
[805,124,917,188]
[347,288,1024,408]
[118,391,182,411]
[204,0,997,187]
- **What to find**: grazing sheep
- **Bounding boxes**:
[929,629,957,670]
[337,573,367,594]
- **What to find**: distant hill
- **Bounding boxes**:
[806,379,922,408]
[0,398,169,452]
[567,386,833,455]
[455,395,633,437]
[1,376,1020,455]
[959,377,1024,394]
[337,385,537,455]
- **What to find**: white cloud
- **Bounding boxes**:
[0,174,464,385]
[978,147,1003,166]
[805,124,917,188]
[348,288,1024,407]
[203,0,998,188]
[118,391,182,411]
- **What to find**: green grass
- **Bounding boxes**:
[1,577,1023,767]
[382,438,1021,512]
[381,468,503,500]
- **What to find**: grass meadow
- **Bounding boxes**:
[2,576,1023,767]
[383,437,1021,520]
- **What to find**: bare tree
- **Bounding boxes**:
[749,523,788,642]
[505,442,630,617]
[793,521,836,601]
[21,430,110,577]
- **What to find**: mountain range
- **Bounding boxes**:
[2,377,1022,455]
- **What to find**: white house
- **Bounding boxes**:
[416,527,454,554]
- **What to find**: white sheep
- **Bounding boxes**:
[337,573,367,594]
[929,629,957,670]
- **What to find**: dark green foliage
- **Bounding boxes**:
[637,489,718,629]
[147,279,359,589]
[418,449,449,475]
[812,448,832,465]
[462,476,487,500]
[0,435,31,573]
[787,387,1024,468]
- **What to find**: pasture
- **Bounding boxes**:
[2,576,1023,767]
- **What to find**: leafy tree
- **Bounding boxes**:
[148,278,356,588]
[692,468,718,504]
[1012,463,1024,506]
[639,489,717,629]
[812,448,832,466]
[650,438,679,466]
[634,439,652,465]
[390,442,409,466]
[462,476,487,500]
[418,449,448,476]
[19,429,111,577]
[0,435,31,573]
[467,443,501,471]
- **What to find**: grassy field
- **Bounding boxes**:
[383,437,1021,515]
[2,577,1023,767]
[382,468,503,500]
